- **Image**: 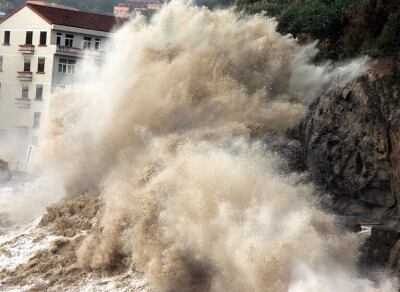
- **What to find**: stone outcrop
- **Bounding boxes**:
[360,225,400,274]
[302,57,400,219]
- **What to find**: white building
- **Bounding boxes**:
[0,2,124,162]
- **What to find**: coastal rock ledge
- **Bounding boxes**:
[303,57,400,220]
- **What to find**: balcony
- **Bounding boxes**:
[57,45,82,55]
[13,126,29,135]
[56,45,106,58]
[17,71,32,81]
[19,44,34,54]
[15,98,31,108]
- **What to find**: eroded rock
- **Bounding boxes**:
[303,58,400,218]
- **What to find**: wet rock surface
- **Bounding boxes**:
[302,57,400,220]
[299,58,400,270]
[366,226,400,265]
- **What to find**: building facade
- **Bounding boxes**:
[114,5,130,18]
[0,3,122,162]
[113,0,162,18]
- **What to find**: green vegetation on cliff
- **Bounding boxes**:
[236,0,400,60]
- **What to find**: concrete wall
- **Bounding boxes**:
[0,6,53,160]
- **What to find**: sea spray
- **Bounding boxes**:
[9,1,397,291]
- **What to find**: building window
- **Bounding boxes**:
[39,31,47,45]
[32,136,39,146]
[33,112,41,128]
[0,56,3,71]
[4,31,10,45]
[37,57,45,73]
[95,38,100,50]
[22,84,29,99]
[24,58,31,72]
[26,31,33,45]
[65,34,73,47]
[83,37,91,49]
[58,58,76,74]
[36,84,43,100]
[56,33,62,46]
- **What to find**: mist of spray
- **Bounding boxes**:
[30,1,397,291]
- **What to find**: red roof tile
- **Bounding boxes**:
[1,3,127,32]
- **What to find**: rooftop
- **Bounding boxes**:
[0,2,127,32]
[27,1,78,11]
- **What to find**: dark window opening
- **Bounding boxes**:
[22,84,29,98]
[4,31,10,44]
[24,58,31,72]
[56,33,62,46]
[39,31,47,45]
[65,34,73,47]
[26,31,33,45]
[36,84,43,100]
[37,57,45,72]
[95,38,100,50]
[83,36,91,49]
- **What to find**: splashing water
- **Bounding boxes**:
[2,1,397,291]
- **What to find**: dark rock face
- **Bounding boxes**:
[361,226,400,268]
[0,159,11,183]
[302,60,400,219]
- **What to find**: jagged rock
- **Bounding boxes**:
[361,226,400,268]
[302,59,400,218]
[264,132,305,172]
[0,159,11,183]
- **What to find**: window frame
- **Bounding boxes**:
[58,58,76,74]
[65,34,74,47]
[26,31,33,45]
[39,31,47,46]
[4,31,10,45]
[83,36,91,50]
[35,84,43,100]
[95,38,100,51]
[24,58,31,72]
[37,57,45,73]
[56,33,62,46]
[22,84,29,99]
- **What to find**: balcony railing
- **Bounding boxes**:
[13,126,29,135]
[19,44,34,53]
[56,45,106,58]
[57,45,82,54]
[17,71,32,81]
[15,98,31,108]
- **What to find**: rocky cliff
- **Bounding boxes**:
[301,57,400,220]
